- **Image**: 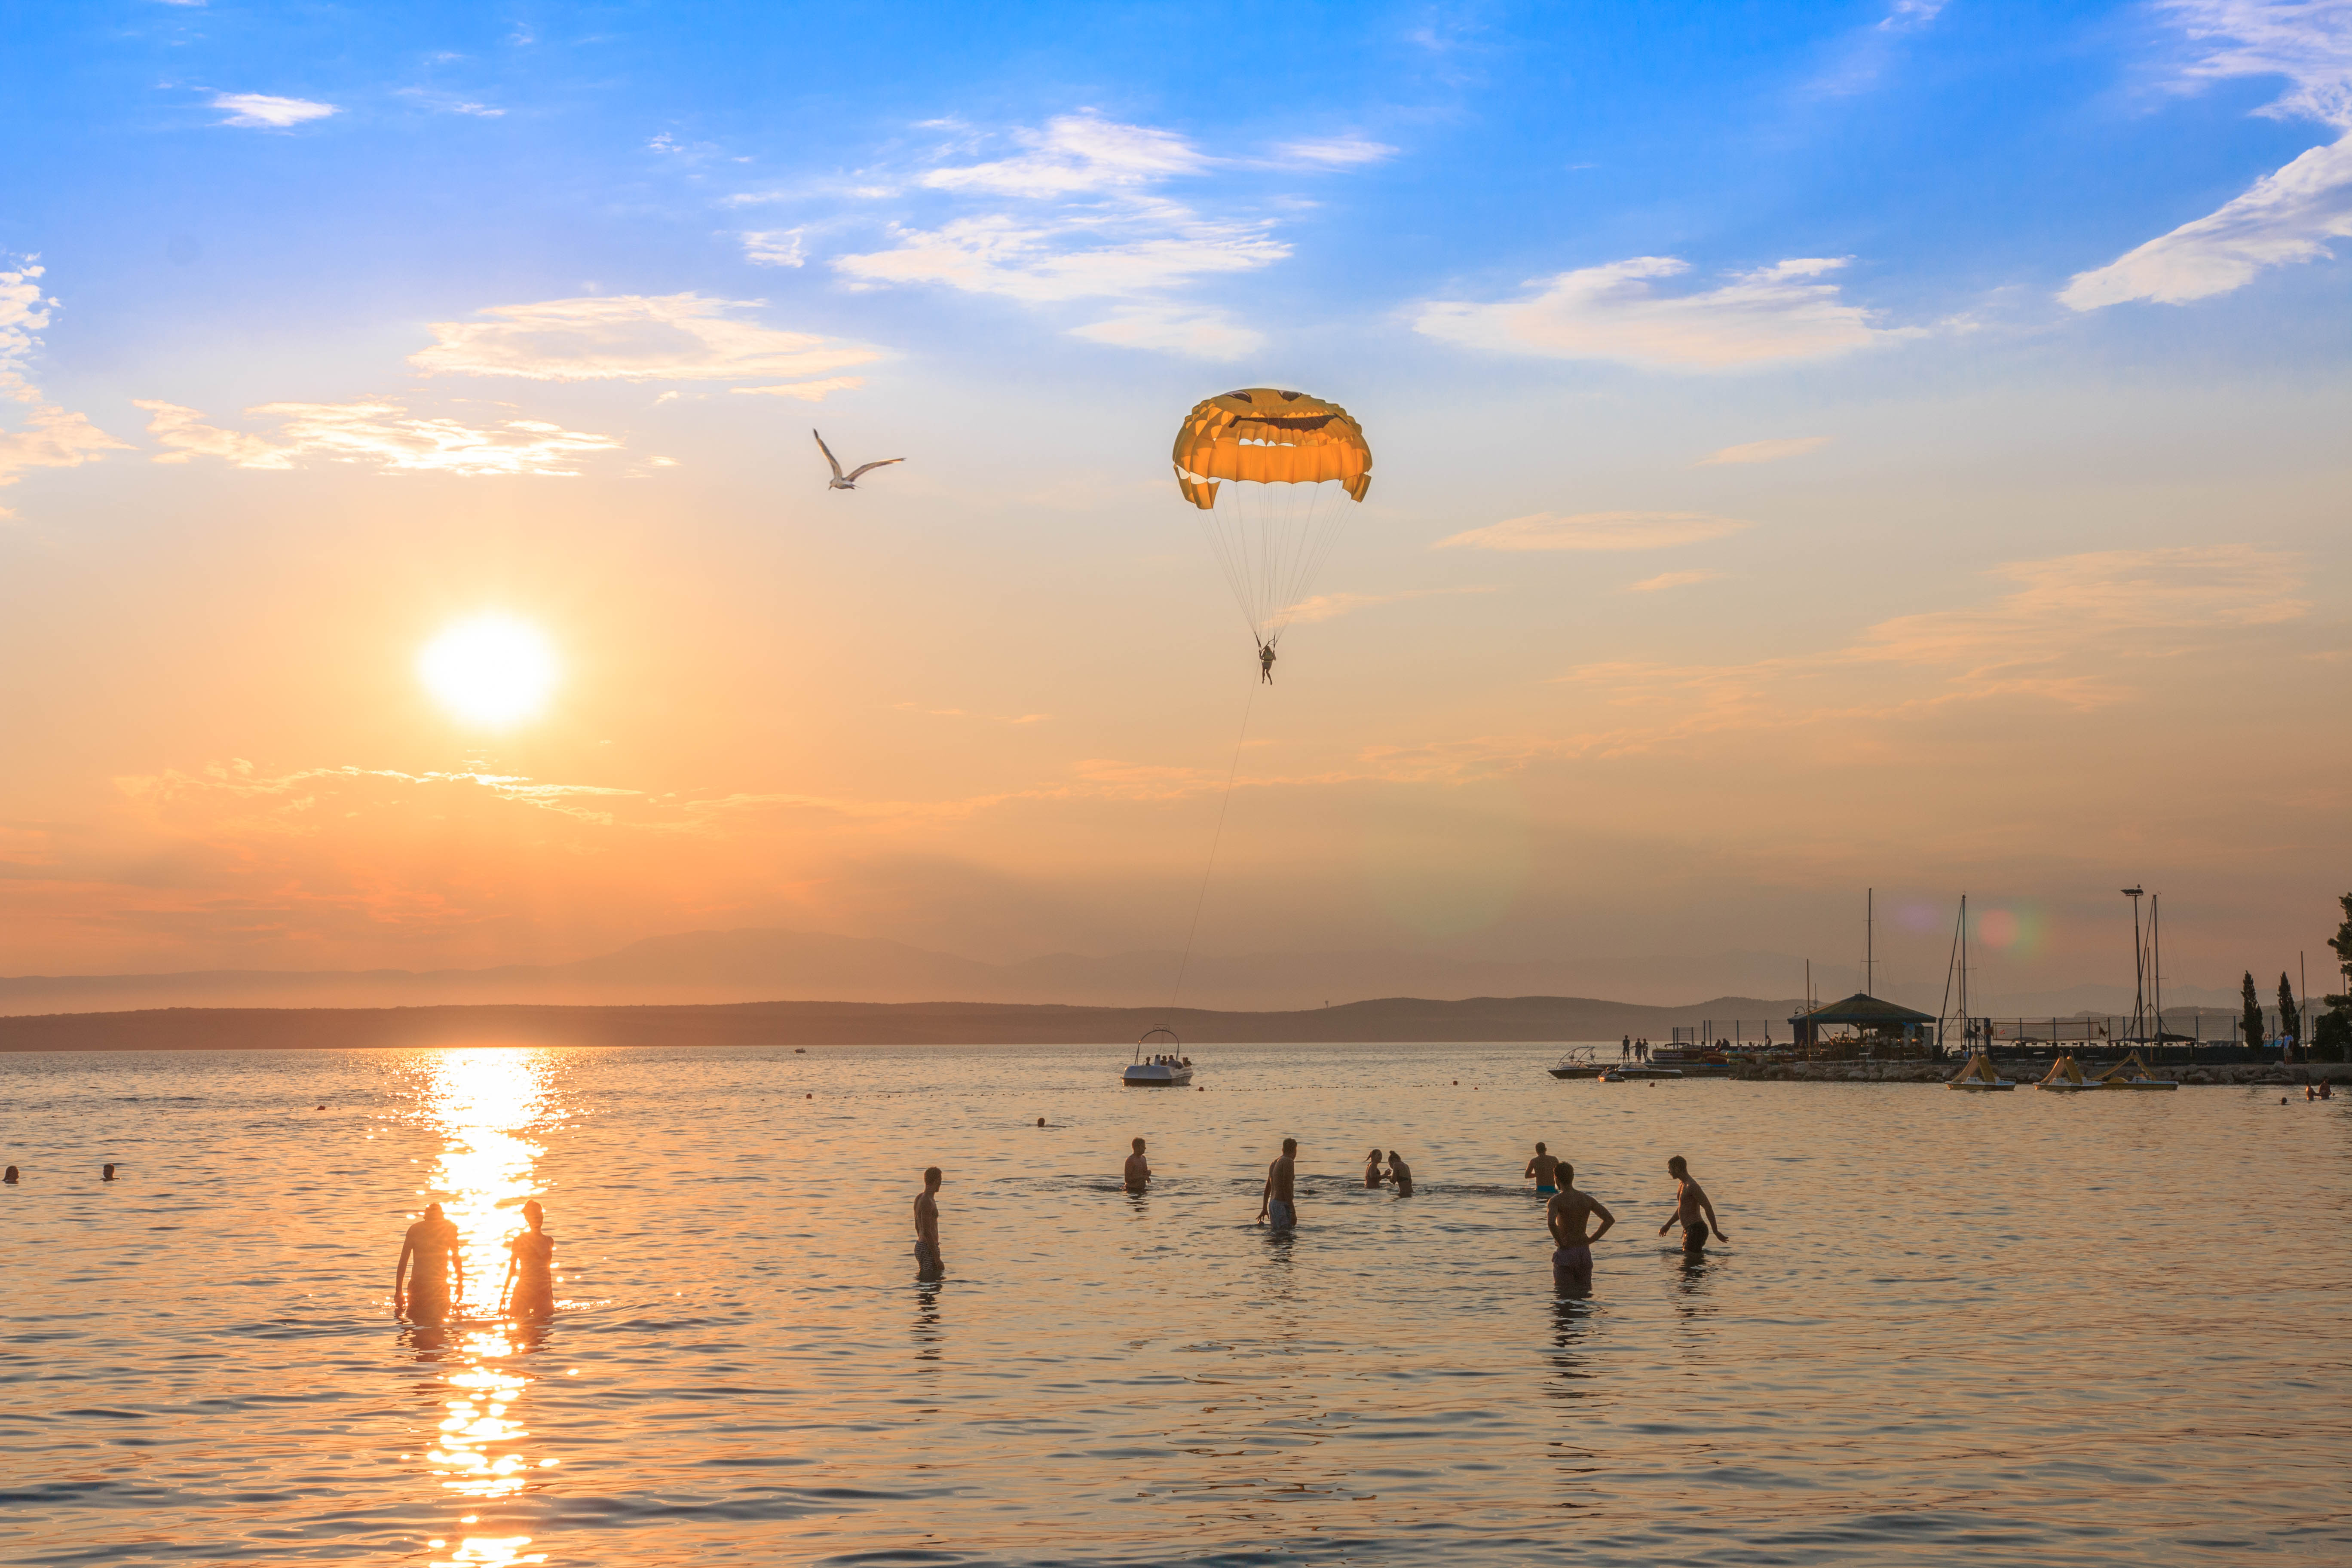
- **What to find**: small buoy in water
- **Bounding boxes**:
[1452,1080,1458,1085]
[806,1093,813,1099]
[316,1105,326,1111]
[1037,1117,1046,1127]
[102,1164,117,1181]
[795,1048,805,1054]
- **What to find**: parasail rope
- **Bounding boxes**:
[1164,676,1258,1022]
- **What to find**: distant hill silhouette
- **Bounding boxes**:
[0,925,1860,1016]
[0,993,1812,1052]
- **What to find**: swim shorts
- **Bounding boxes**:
[1268,1199,1296,1229]
[914,1240,942,1274]
[1552,1245,1592,1271]
[1682,1222,1710,1252]
[1534,1185,1558,1195]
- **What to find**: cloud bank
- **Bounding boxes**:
[212,93,338,129]
[410,294,880,381]
[0,262,129,514]
[1436,511,1750,551]
[138,399,621,476]
[1416,257,1908,368]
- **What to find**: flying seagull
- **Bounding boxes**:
[813,429,904,490]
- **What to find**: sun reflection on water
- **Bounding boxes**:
[401,1048,564,1568]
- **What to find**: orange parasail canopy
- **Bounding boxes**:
[1171,388,1372,509]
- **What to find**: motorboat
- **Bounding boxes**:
[1599,1064,1684,1081]
[1547,1048,1605,1080]
[1946,1051,2016,1091]
[1124,1026,1195,1087]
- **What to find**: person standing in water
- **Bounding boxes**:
[1525,1142,1561,1196]
[1657,1155,1727,1254]
[914,1167,945,1280]
[1385,1150,1414,1197]
[1124,1138,1152,1193]
[499,1200,555,1320]
[1546,1164,1616,1291]
[394,1201,463,1323]
[1257,1138,1298,1229]
[1363,1148,1386,1188]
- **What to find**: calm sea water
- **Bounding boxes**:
[5,1042,2348,1566]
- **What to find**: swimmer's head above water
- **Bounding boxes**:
[522,1199,545,1231]
[1132,1137,1146,1153]
[924,1166,943,1191]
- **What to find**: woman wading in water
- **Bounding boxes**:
[499,1200,556,1320]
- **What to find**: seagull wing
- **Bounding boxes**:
[812,429,845,481]
[845,458,905,481]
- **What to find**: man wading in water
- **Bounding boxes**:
[1525,1142,1561,1196]
[1546,1164,1615,1291]
[1124,1138,1152,1194]
[393,1202,463,1323]
[1658,1155,1727,1254]
[914,1167,945,1280]
[1257,1138,1298,1230]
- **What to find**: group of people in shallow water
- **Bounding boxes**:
[391,1199,556,1324]
[909,1136,1727,1291]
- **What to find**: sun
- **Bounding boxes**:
[417,615,561,729]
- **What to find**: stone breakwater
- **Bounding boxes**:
[1729,1062,2352,1086]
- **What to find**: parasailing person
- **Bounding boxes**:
[1170,388,1372,680]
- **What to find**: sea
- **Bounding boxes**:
[5,1042,2348,1566]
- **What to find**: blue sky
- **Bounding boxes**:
[2,1,2347,1003]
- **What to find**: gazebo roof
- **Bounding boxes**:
[1790,992,1936,1026]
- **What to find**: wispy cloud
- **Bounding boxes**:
[1067,305,1262,359]
[1417,257,1912,368]
[1271,136,1399,168]
[1436,511,1750,551]
[1624,570,1726,593]
[397,88,504,117]
[729,377,864,401]
[2064,0,2352,308]
[410,294,881,382]
[0,261,130,514]
[211,93,337,129]
[1697,435,1832,466]
[136,399,621,476]
[833,113,1298,354]
[741,228,805,267]
[1281,586,1500,624]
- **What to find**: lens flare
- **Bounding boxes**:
[417,616,560,729]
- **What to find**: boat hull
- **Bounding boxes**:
[1946,1080,2016,1090]
[1123,1066,1194,1087]
[1599,1067,1684,1081]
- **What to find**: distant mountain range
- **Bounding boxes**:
[0,924,2251,1021]
[0,993,1815,1053]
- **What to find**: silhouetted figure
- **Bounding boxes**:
[1547,1163,1615,1291]
[1364,1149,1386,1188]
[1525,1142,1560,1196]
[1658,1155,1727,1254]
[3,1167,16,1184]
[102,1164,117,1181]
[1124,1138,1152,1193]
[395,1201,464,1323]
[499,1199,555,1320]
[914,1167,945,1281]
[1386,1151,1413,1197]
[1259,642,1276,683]
[1257,1138,1298,1229]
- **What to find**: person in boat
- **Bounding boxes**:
[394,1201,463,1323]
[499,1199,556,1320]
[1259,642,1276,684]
[1124,1138,1152,1193]
[1385,1151,1413,1197]
[1657,1155,1726,1254]
[914,1167,945,1281]
[1525,1142,1561,1196]
[1546,1164,1615,1291]
[1257,1138,1298,1230]
[1364,1149,1385,1188]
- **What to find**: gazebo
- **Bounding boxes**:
[1789,993,1937,1056]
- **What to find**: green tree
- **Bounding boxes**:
[2278,973,2301,1051]
[2240,971,2266,1052]
[2318,891,2352,1063]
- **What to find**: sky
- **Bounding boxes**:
[1,0,2347,1008]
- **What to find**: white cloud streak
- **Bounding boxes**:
[1272,136,1399,168]
[1067,306,1263,359]
[136,399,621,476]
[836,209,1285,302]
[1416,257,1910,368]
[741,228,806,267]
[1697,435,1833,466]
[1436,511,1750,552]
[1624,570,1727,593]
[212,93,338,128]
[2064,0,2352,308]
[1281,586,1500,624]
[0,262,130,512]
[410,294,880,382]
[729,377,864,401]
[919,114,1208,197]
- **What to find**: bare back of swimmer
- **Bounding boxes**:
[1545,1164,1614,1288]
